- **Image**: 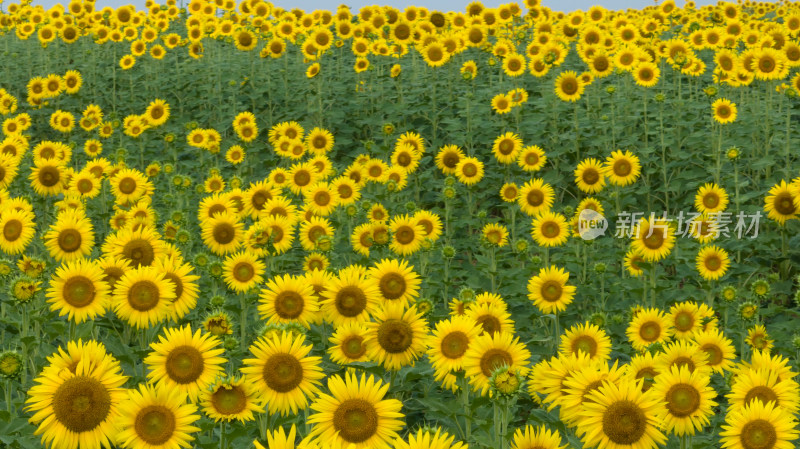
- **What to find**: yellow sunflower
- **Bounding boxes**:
[559,321,611,362]
[695,183,729,214]
[764,180,798,225]
[240,331,324,416]
[712,98,737,124]
[26,349,128,449]
[389,214,425,256]
[200,376,262,423]
[44,209,94,262]
[745,325,775,352]
[394,428,468,449]
[531,212,570,247]
[413,209,443,242]
[518,178,554,216]
[112,265,175,329]
[527,265,577,314]
[201,211,244,255]
[719,400,799,449]
[368,258,420,307]
[626,307,673,351]
[693,328,736,374]
[426,315,482,374]
[554,70,584,102]
[299,216,334,251]
[631,216,676,262]
[511,425,567,449]
[463,331,530,396]
[492,132,523,164]
[222,251,265,293]
[652,365,717,436]
[46,258,109,324]
[258,273,319,328]
[696,245,730,281]
[115,383,201,449]
[153,255,199,321]
[144,324,226,403]
[320,266,381,327]
[306,372,404,449]
[435,144,465,175]
[0,208,36,255]
[578,379,667,449]
[575,158,606,193]
[328,322,371,365]
[602,150,641,186]
[364,302,429,370]
[454,156,484,186]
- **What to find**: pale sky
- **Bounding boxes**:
[27,0,735,13]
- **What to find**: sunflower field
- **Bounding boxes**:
[0,0,800,447]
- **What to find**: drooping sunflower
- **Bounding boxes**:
[0,208,36,255]
[603,150,641,186]
[574,158,606,193]
[719,400,799,449]
[578,379,667,449]
[26,349,128,449]
[492,132,523,165]
[46,258,109,324]
[652,365,717,436]
[631,216,676,262]
[368,258,420,307]
[463,331,531,396]
[389,214,425,256]
[364,302,429,371]
[240,331,324,416]
[454,156,484,186]
[44,209,94,262]
[115,383,201,449]
[320,266,381,327]
[307,372,404,449]
[145,325,226,403]
[764,180,798,225]
[531,212,570,247]
[112,265,175,329]
[554,70,584,102]
[627,307,673,351]
[559,321,611,362]
[518,178,554,216]
[200,376,262,423]
[695,183,729,214]
[328,322,371,365]
[696,245,730,281]
[258,273,319,328]
[222,251,265,293]
[527,265,577,314]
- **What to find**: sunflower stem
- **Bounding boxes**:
[460,376,472,442]
[240,292,248,348]
[714,124,722,184]
[650,264,657,309]
[219,421,225,449]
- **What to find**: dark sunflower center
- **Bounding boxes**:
[39,166,61,187]
[744,386,779,408]
[165,345,204,384]
[58,229,83,253]
[377,319,413,353]
[211,386,247,415]
[674,311,695,332]
[759,57,775,73]
[774,192,796,215]
[479,348,512,376]
[636,367,658,391]
[562,77,579,95]
[541,221,561,239]
[440,331,468,359]
[397,153,412,166]
[135,405,176,445]
[52,376,112,433]
[213,222,236,245]
[127,280,160,311]
[671,356,695,372]
[395,225,415,245]
[379,273,406,300]
[294,170,311,186]
[498,140,514,155]
[77,179,94,193]
[639,68,654,81]
[162,272,184,300]
[583,168,600,184]
[527,189,544,207]
[3,219,22,241]
[118,177,137,194]
[333,399,379,443]
[476,314,502,335]
[614,159,632,176]
[462,163,477,177]
[252,191,269,208]
[274,290,304,318]
[63,276,96,307]
[342,335,366,359]
[643,228,665,250]
[602,400,647,445]
[740,419,777,449]
[263,353,303,393]
[540,280,563,302]
[122,238,155,267]
[314,191,331,206]
[571,335,598,357]
[666,383,700,417]
[639,322,661,342]
[717,106,731,118]
[233,262,255,283]
[705,255,722,271]
[442,153,460,168]
[525,153,539,166]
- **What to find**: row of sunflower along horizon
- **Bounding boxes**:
[1,0,800,92]
[0,67,798,449]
